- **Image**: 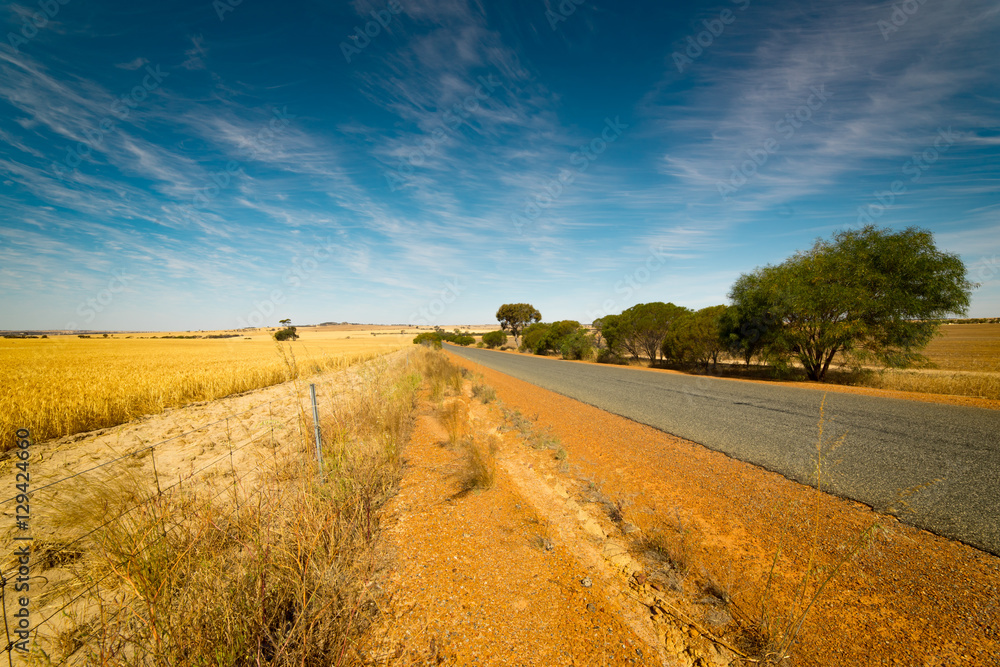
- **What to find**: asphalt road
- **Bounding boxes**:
[447,345,1000,556]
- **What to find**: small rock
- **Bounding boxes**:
[634,573,647,586]
[581,577,593,588]
[587,603,597,613]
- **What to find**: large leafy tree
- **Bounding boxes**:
[520,320,584,355]
[729,225,973,381]
[663,305,728,370]
[496,303,541,346]
[618,302,691,365]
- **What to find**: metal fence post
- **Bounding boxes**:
[309,383,324,479]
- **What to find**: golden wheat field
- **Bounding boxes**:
[0,328,413,449]
[853,323,1000,401]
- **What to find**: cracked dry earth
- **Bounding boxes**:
[371,353,1000,667]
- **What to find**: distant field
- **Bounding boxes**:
[921,323,1000,372]
[1,328,411,449]
[853,323,1000,401]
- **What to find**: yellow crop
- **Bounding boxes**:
[0,331,409,449]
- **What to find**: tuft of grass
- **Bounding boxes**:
[638,517,697,576]
[731,395,881,665]
[413,347,464,401]
[438,399,468,446]
[471,383,497,404]
[460,433,498,491]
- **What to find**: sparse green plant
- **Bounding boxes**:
[554,446,568,461]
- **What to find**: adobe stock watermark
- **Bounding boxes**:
[213,0,245,21]
[409,277,464,325]
[64,270,134,330]
[511,116,629,235]
[877,0,928,41]
[546,0,586,30]
[672,0,751,73]
[5,0,71,52]
[384,74,503,192]
[972,254,999,285]
[854,127,961,226]
[717,85,831,200]
[585,244,669,323]
[340,0,404,63]
[183,105,295,219]
[237,237,337,329]
[51,64,169,179]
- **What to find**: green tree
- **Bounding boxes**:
[496,303,541,347]
[559,329,594,360]
[617,302,691,365]
[663,305,727,370]
[520,322,552,354]
[519,320,585,356]
[481,330,508,349]
[274,326,298,341]
[729,225,974,381]
[718,302,779,366]
[412,331,443,348]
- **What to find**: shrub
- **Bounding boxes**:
[273,326,299,341]
[596,348,628,365]
[482,330,508,349]
[413,332,443,349]
[450,334,475,346]
[559,330,594,360]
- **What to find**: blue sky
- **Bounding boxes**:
[1,0,998,331]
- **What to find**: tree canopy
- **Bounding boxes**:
[728,225,973,380]
[596,302,690,365]
[496,303,541,345]
[481,330,508,349]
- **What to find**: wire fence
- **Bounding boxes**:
[1,385,329,664]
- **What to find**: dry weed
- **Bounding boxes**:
[460,433,498,491]
[27,355,419,666]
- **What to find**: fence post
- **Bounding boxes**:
[309,384,324,479]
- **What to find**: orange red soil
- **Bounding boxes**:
[440,352,1000,666]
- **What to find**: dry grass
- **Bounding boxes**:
[26,354,420,666]
[730,397,881,664]
[0,333,409,450]
[460,433,498,491]
[920,323,1000,372]
[471,382,497,403]
[850,367,1000,400]
[438,399,469,446]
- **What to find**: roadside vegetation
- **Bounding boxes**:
[27,353,420,666]
[467,226,994,400]
[412,327,475,348]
